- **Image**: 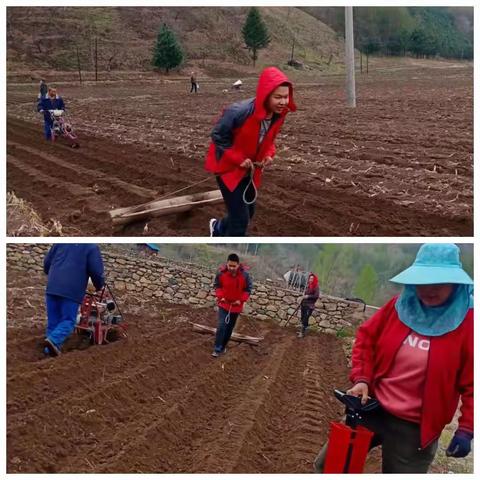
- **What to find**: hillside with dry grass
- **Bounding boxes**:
[7,7,344,76]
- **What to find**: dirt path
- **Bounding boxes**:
[7,65,473,236]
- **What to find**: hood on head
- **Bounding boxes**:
[255,67,296,119]
[308,273,319,289]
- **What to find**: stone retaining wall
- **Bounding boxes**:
[7,244,368,334]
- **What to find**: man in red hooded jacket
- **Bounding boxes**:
[212,253,252,357]
[205,67,296,237]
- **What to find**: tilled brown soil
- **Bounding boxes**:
[7,63,472,236]
[7,270,352,474]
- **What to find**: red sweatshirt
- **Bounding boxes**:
[214,264,252,313]
[350,296,473,448]
[375,332,430,423]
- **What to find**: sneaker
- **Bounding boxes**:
[211,348,227,358]
[44,338,61,357]
[297,331,305,338]
[209,218,217,237]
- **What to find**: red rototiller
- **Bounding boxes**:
[48,109,79,148]
[76,283,126,345]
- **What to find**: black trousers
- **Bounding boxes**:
[214,307,239,352]
[213,175,256,237]
[300,305,314,331]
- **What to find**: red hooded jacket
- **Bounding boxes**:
[350,296,473,448]
[214,264,252,313]
[205,67,296,192]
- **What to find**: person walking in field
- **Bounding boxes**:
[39,79,48,97]
[212,253,252,357]
[37,86,66,140]
[43,244,105,356]
[205,66,296,236]
[314,243,473,473]
[190,71,198,93]
[297,272,320,338]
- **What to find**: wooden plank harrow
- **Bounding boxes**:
[191,322,264,346]
[109,189,223,226]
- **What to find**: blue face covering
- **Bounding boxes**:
[395,284,472,336]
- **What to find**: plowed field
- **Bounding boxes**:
[7,269,351,473]
[7,62,473,236]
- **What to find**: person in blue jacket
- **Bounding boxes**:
[37,86,65,140]
[43,244,105,356]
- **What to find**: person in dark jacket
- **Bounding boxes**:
[43,244,105,356]
[37,86,65,140]
[298,273,320,338]
[205,67,296,236]
[314,243,473,473]
[190,71,198,93]
[39,79,48,97]
[212,253,252,357]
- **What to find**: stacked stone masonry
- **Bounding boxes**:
[7,244,368,334]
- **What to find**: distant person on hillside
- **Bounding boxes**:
[297,272,320,338]
[314,243,473,473]
[39,79,48,97]
[190,71,198,93]
[43,244,105,356]
[37,86,66,140]
[211,253,252,357]
[205,67,296,236]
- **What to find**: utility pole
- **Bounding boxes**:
[76,46,82,84]
[345,6,356,107]
[95,37,98,82]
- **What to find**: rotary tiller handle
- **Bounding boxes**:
[105,282,123,318]
[99,285,107,300]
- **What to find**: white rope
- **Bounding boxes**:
[155,176,212,201]
[225,304,232,324]
[155,163,261,206]
[242,165,259,205]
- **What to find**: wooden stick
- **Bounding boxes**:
[191,322,263,345]
[110,189,223,226]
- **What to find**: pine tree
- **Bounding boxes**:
[152,24,184,73]
[242,7,271,67]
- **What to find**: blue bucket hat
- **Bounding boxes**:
[390,243,473,286]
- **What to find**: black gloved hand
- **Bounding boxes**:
[446,430,473,458]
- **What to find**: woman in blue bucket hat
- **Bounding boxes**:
[315,243,473,473]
